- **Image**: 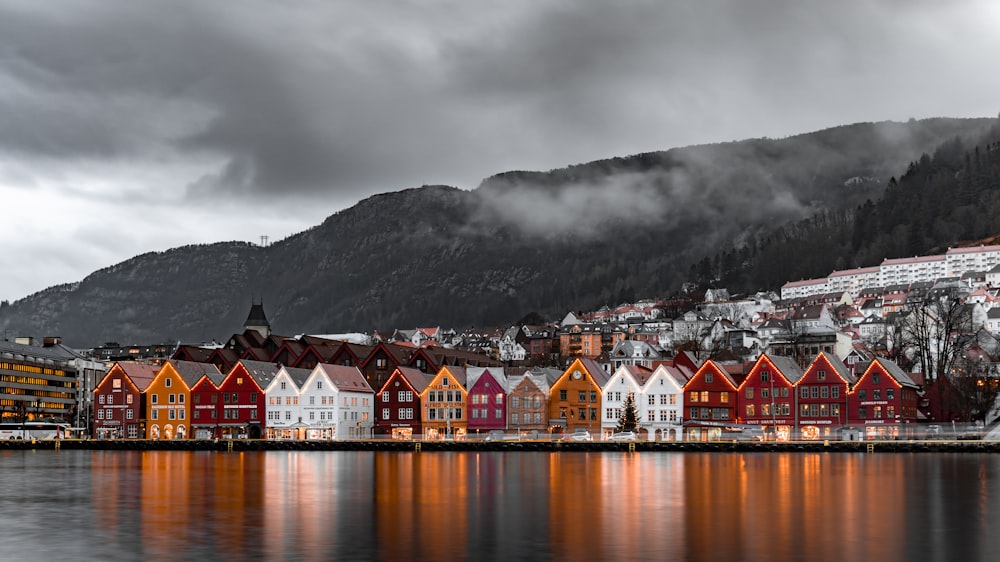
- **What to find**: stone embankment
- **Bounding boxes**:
[2,439,999,453]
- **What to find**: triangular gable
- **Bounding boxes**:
[315,363,373,394]
[685,360,739,391]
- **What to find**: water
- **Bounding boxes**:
[0,449,997,561]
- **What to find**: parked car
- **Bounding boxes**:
[484,430,506,442]
[925,424,941,438]
[561,430,592,442]
[607,431,637,441]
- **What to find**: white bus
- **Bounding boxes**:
[0,422,72,440]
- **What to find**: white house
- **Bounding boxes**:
[497,326,527,362]
[640,364,687,442]
[600,365,652,439]
[264,366,311,439]
[312,363,375,440]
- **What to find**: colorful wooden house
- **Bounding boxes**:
[736,355,803,441]
[601,365,653,439]
[189,368,228,439]
[641,364,689,441]
[683,360,740,441]
[263,366,312,439]
[144,360,222,440]
[466,367,508,437]
[547,358,610,435]
[93,362,158,439]
[375,367,434,440]
[421,365,468,440]
[308,363,374,440]
[507,368,558,437]
[359,343,413,392]
[215,360,280,439]
[848,356,920,439]
[796,352,854,440]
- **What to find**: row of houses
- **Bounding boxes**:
[781,244,1000,299]
[93,346,923,442]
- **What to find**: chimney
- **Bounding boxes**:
[43,337,62,347]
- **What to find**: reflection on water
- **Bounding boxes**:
[0,450,998,561]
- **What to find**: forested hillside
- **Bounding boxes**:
[697,120,1000,291]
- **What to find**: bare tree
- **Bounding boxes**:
[896,294,973,384]
[949,351,1000,423]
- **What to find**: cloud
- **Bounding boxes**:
[1,0,999,300]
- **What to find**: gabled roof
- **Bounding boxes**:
[806,352,855,384]
[281,366,313,388]
[234,360,282,389]
[167,359,223,388]
[318,364,373,393]
[766,355,805,385]
[466,367,508,393]
[866,357,919,389]
[579,358,611,387]
[107,362,160,392]
[385,367,435,395]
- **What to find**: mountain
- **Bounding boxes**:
[2,117,997,347]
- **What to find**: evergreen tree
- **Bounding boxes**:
[615,392,639,433]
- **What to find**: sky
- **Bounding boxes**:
[1,0,998,302]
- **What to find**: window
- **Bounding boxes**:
[534,396,542,408]
[168,394,176,404]
[705,372,713,384]
[591,391,597,403]
[590,408,597,420]
[280,381,287,390]
[689,391,699,403]
[859,390,866,401]
[649,395,656,405]
[801,404,809,416]
[127,394,133,404]
[606,408,614,419]
[700,391,708,403]
[317,381,323,389]
[512,413,519,424]
[811,387,819,399]
[760,371,770,382]
[512,396,520,408]
[152,410,158,420]
[800,386,808,399]
[151,395,158,404]
[559,390,567,401]
[887,406,895,418]
[194,410,200,420]
[99,394,106,405]
[126,409,133,420]
[578,391,587,402]
[97,409,104,420]
[250,393,257,403]
[376,358,387,369]
[382,391,389,402]
[761,387,770,399]
[873,389,881,400]
[831,404,840,417]
[286,411,292,420]
[747,388,755,399]
[761,403,770,416]
[533,413,541,423]
[873,406,882,419]
[887,388,895,401]
[179,409,186,420]
[670,395,676,405]
[382,408,390,420]
[443,377,449,386]
[858,406,867,419]
[113,379,121,389]
[720,393,729,404]
[746,404,755,417]
[832,386,840,399]
[165,378,172,388]
[817,370,826,381]
[820,386,829,399]
[873,373,881,385]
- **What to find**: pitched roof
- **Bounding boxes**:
[167,359,223,387]
[393,367,435,394]
[766,355,805,384]
[319,364,373,393]
[235,360,282,389]
[113,362,160,391]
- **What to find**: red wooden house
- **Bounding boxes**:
[736,354,803,441]
[214,360,280,439]
[189,369,228,439]
[848,357,920,439]
[360,343,413,391]
[375,367,434,440]
[466,367,508,436]
[683,360,740,441]
[93,362,158,440]
[797,352,854,440]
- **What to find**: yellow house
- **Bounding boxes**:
[145,360,222,439]
[420,365,467,440]
[547,358,611,435]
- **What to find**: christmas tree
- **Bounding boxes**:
[615,392,639,433]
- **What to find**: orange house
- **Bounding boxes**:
[547,358,610,435]
[420,365,467,440]
[145,360,222,440]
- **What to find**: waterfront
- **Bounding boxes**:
[1,450,998,561]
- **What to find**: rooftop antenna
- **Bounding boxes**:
[259,235,269,247]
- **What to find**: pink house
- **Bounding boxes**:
[466,368,508,436]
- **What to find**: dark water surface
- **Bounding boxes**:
[0,450,996,561]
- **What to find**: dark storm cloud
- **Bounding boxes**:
[2,0,996,205]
